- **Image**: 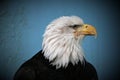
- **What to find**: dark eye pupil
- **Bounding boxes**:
[69,24,83,29]
[73,25,78,28]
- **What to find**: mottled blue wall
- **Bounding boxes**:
[0,0,119,80]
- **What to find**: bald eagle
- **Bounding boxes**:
[14,16,98,80]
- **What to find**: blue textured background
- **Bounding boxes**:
[0,0,119,80]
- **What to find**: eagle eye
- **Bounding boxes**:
[69,24,82,29]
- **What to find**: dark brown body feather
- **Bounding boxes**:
[14,50,98,80]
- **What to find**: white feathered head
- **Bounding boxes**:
[42,16,97,68]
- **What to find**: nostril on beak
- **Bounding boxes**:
[85,26,88,28]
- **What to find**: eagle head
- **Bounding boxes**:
[42,16,97,68]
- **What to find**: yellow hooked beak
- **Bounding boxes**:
[74,24,97,37]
